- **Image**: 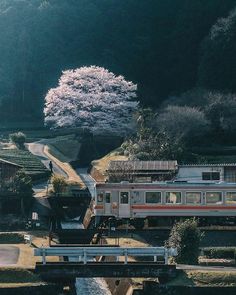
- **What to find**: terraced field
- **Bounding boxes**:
[0,149,50,180]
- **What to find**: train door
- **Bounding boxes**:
[119,191,130,217]
[105,192,111,215]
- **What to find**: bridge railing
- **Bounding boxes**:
[34,246,177,265]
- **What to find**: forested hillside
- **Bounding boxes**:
[0,0,236,124]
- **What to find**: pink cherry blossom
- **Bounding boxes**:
[44,66,138,135]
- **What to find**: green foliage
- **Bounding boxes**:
[202,247,236,259]
[13,170,33,215]
[13,170,32,196]
[204,92,236,136]
[123,132,185,161]
[9,132,26,149]
[163,89,236,145]
[51,174,68,196]
[123,105,209,162]
[199,8,236,92]
[0,233,24,244]
[155,105,209,144]
[167,218,203,265]
[0,1,235,122]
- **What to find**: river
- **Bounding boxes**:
[75,278,111,295]
[61,221,111,295]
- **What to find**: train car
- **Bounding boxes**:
[94,181,236,228]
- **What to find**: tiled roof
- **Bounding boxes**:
[108,160,178,171]
[0,158,23,168]
[180,163,236,167]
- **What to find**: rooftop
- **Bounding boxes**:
[108,160,178,171]
[0,158,23,168]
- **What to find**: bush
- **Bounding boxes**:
[9,132,26,149]
[202,247,236,259]
[0,233,24,244]
[13,170,32,195]
[51,174,68,196]
[166,218,203,265]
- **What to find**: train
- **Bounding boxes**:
[93,181,236,228]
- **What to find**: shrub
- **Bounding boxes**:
[202,247,236,259]
[0,233,24,244]
[51,174,68,196]
[9,132,26,149]
[166,218,203,265]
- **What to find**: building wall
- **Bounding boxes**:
[177,166,224,183]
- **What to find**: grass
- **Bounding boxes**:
[106,232,236,287]
[168,270,236,286]
[0,149,49,180]
[0,231,58,269]
[49,134,81,162]
[91,147,128,181]
[0,268,42,285]
[0,233,24,244]
[44,145,85,187]
[25,128,84,142]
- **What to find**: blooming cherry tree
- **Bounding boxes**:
[44,66,138,135]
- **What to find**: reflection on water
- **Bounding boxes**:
[75,278,111,295]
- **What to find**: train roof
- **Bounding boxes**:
[96,181,236,188]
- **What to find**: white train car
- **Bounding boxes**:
[94,182,236,228]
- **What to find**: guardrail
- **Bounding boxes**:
[34,246,177,265]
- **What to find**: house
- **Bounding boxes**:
[107,160,178,183]
[0,158,22,186]
[0,158,23,215]
[106,160,236,184]
[177,163,236,183]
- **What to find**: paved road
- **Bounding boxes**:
[0,245,19,265]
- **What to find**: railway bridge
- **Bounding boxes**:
[34,246,177,283]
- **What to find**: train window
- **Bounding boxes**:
[105,192,111,203]
[226,192,236,204]
[186,192,201,204]
[145,192,161,204]
[206,192,222,204]
[166,192,181,204]
[120,192,129,204]
[97,193,104,202]
[202,172,220,181]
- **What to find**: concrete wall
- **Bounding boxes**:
[134,282,236,295]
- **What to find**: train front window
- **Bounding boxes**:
[166,192,181,204]
[226,192,236,204]
[206,192,222,204]
[145,192,161,204]
[186,192,201,204]
[105,192,111,203]
[97,193,104,202]
[120,192,129,204]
